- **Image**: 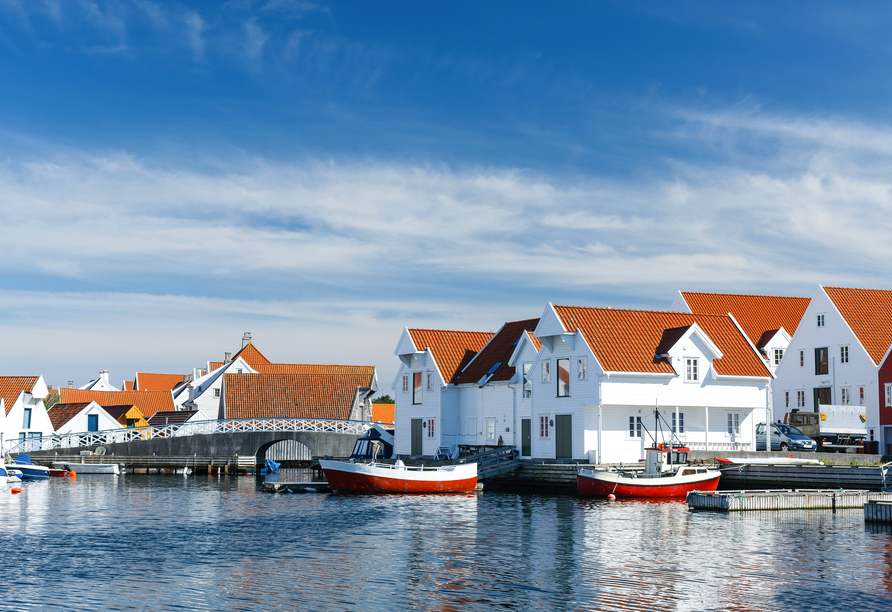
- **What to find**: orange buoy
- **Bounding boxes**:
[10,487,24,494]
[607,494,616,501]
[69,471,76,478]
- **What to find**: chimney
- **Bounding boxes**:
[242,332,252,349]
[100,370,110,386]
[68,381,73,388]
[193,367,203,381]
[224,351,232,363]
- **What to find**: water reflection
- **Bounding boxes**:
[2,477,892,611]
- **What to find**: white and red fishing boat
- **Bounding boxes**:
[578,445,720,499]
[319,459,478,493]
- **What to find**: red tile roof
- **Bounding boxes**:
[0,376,40,415]
[58,388,174,418]
[680,292,810,347]
[407,329,494,384]
[209,343,272,371]
[455,319,540,384]
[552,306,771,377]
[47,402,91,430]
[371,402,395,425]
[122,381,134,391]
[135,373,189,391]
[253,364,376,380]
[824,286,892,365]
[223,372,371,420]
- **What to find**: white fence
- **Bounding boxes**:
[4,417,372,454]
[686,441,754,451]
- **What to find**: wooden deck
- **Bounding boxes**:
[688,489,892,512]
[718,462,890,489]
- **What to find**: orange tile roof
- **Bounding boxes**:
[58,388,174,418]
[135,372,188,391]
[526,331,542,351]
[408,329,494,384]
[223,372,371,420]
[824,286,892,365]
[253,364,376,379]
[209,343,272,372]
[122,381,134,391]
[47,402,91,430]
[680,292,810,347]
[456,319,540,384]
[0,376,40,415]
[552,306,771,377]
[371,402,395,425]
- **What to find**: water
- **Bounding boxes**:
[3,472,892,611]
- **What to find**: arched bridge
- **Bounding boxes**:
[9,418,370,465]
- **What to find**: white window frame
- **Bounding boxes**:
[522,363,532,399]
[727,413,740,436]
[800,350,804,367]
[539,415,550,439]
[797,390,806,408]
[427,418,435,438]
[541,360,550,383]
[413,372,422,405]
[486,418,496,441]
[785,391,790,408]
[426,372,433,392]
[628,416,642,439]
[773,348,784,366]
[672,412,685,434]
[817,313,825,327]
[841,387,850,405]
[860,386,865,406]
[402,374,409,394]
[556,358,570,397]
[840,345,849,364]
[214,388,221,398]
[685,358,699,382]
[577,357,587,381]
[885,383,892,408]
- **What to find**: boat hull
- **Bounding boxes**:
[52,462,120,475]
[9,464,51,480]
[320,460,477,493]
[578,469,720,499]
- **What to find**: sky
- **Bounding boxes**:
[1,1,892,394]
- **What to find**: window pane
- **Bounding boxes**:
[557,358,570,397]
[413,372,422,404]
[814,348,828,375]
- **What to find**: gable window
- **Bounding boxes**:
[522,364,532,398]
[629,416,642,438]
[841,387,850,405]
[556,358,570,397]
[88,414,99,432]
[427,418,435,438]
[785,391,790,408]
[814,347,828,375]
[685,358,699,382]
[577,357,587,381]
[541,360,550,383]
[486,418,496,441]
[773,349,784,366]
[426,372,433,392]
[22,408,32,429]
[539,415,550,438]
[413,372,422,405]
[800,351,804,367]
[126,419,137,428]
[840,346,849,364]
[402,374,409,394]
[860,387,865,405]
[817,314,825,327]
[672,412,685,434]
[237,369,243,374]
[727,413,740,435]
[797,390,806,408]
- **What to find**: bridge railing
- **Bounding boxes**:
[4,417,372,454]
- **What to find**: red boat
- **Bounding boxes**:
[577,445,720,499]
[319,459,478,494]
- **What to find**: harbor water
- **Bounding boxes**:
[3,472,892,611]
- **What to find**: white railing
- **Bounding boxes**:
[4,417,372,454]
[686,441,754,451]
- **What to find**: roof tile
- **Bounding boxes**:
[455,319,539,384]
[223,372,371,420]
[824,286,892,365]
[47,402,91,430]
[135,373,189,391]
[0,376,40,415]
[58,388,174,418]
[681,292,810,346]
[408,329,494,384]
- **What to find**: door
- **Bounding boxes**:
[411,418,423,456]
[88,414,99,432]
[813,387,831,411]
[555,414,572,459]
[521,419,531,457]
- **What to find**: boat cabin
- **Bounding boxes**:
[645,445,691,475]
[350,425,395,461]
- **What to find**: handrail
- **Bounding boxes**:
[3,417,373,454]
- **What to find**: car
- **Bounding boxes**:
[756,423,817,452]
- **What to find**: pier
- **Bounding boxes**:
[688,489,892,512]
[865,500,892,523]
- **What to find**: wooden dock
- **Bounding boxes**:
[688,489,892,512]
[43,454,254,473]
[865,500,892,523]
[718,462,890,489]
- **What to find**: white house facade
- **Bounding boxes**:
[50,401,123,434]
[1,376,54,449]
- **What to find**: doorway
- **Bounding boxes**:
[813,387,831,411]
[411,418,422,456]
[521,419,531,457]
[555,414,572,459]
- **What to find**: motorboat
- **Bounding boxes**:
[578,445,721,499]
[0,460,23,484]
[52,461,120,475]
[7,454,51,480]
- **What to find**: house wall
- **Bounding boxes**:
[3,378,54,446]
[392,355,443,457]
[773,289,880,441]
[456,384,514,447]
[877,353,892,452]
[56,405,123,434]
[193,358,255,420]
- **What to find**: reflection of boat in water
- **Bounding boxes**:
[578,445,720,499]
[7,454,51,480]
[52,462,120,475]
[320,458,478,493]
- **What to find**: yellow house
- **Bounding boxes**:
[103,405,149,429]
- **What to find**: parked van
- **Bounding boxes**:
[756,423,817,452]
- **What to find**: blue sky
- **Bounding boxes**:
[1,1,891,392]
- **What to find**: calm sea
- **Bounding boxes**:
[2,471,892,611]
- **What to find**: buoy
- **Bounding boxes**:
[11,487,24,494]
[69,471,76,478]
[607,494,616,501]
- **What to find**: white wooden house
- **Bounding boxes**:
[48,401,123,434]
[527,304,772,463]
[0,376,54,449]
[772,286,892,447]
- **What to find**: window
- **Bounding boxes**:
[773,349,784,366]
[522,364,532,398]
[727,413,740,435]
[539,415,550,438]
[797,390,806,408]
[785,391,790,408]
[413,372,422,405]
[27,432,40,439]
[88,414,99,432]
[237,369,243,374]
[426,372,433,391]
[685,358,699,382]
[800,350,804,367]
[126,419,137,428]
[840,346,849,364]
[541,360,550,383]
[814,347,828,375]
[860,387,865,405]
[817,314,825,327]
[486,418,496,441]
[214,388,221,398]
[841,387,850,405]
[22,408,31,429]
[557,358,570,397]
[672,412,685,434]
[577,357,587,380]
[427,418,435,438]
[629,416,642,438]
[870,429,875,442]
[885,383,892,408]
[402,374,409,394]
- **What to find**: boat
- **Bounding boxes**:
[319,458,478,493]
[714,456,822,465]
[0,460,23,484]
[52,461,121,475]
[578,445,721,499]
[7,454,51,480]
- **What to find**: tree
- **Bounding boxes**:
[43,389,61,410]
[372,394,394,404]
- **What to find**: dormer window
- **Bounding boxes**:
[685,358,699,382]
[773,349,784,366]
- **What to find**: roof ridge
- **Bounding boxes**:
[824,286,892,293]
[681,291,810,299]
[555,305,734,318]
[407,328,494,334]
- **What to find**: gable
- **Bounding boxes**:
[824,286,892,365]
[0,376,40,415]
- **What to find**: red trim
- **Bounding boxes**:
[577,474,720,499]
[323,468,477,493]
